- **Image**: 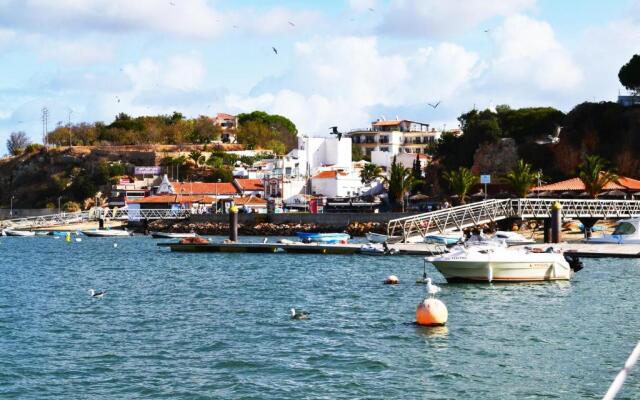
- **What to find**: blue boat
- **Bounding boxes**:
[295,232,350,243]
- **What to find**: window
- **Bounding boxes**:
[379,135,389,143]
[379,147,388,152]
[613,222,636,235]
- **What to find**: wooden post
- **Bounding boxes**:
[543,218,551,243]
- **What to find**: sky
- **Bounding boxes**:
[0,0,639,149]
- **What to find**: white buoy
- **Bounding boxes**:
[384,275,399,284]
[113,243,118,248]
[75,237,82,242]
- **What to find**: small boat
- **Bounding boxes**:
[4,229,36,237]
[50,231,72,237]
[425,244,583,282]
[150,231,198,239]
[586,218,640,244]
[366,232,388,243]
[82,229,131,237]
[424,231,463,245]
[295,232,350,243]
[359,243,398,256]
[35,231,50,236]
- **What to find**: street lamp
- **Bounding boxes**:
[215,179,221,213]
[10,195,15,217]
[58,196,63,214]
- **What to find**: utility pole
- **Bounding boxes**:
[41,107,49,148]
[68,108,73,147]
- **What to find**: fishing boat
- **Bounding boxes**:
[425,244,582,282]
[295,232,350,243]
[424,231,463,245]
[585,218,640,244]
[4,229,36,237]
[82,229,131,237]
[359,243,398,256]
[150,231,198,239]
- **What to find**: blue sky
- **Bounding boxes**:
[0,0,639,150]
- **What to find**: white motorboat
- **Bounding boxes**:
[493,231,536,246]
[4,229,36,237]
[359,243,398,256]
[366,232,388,243]
[82,229,131,237]
[585,218,640,244]
[425,245,583,282]
[150,231,197,239]
[424,231,463,245]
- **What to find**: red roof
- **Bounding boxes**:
[216,113,235,120]
[233,196,267,206]
[532,176,640,191]
[234,178,264,191]
[128,195,215,204]
[172,182,238,195]
[312,170,348,179]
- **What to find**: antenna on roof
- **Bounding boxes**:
[381,115,386,121]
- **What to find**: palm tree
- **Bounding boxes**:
[443,167,478,204]
[383,157,416,212]
[189,150,205,168]
[505,160,538,198]
[578,155,619,198]
[360,163,383,184]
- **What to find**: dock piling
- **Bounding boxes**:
[229,204,238,242]
[551,202,561,243]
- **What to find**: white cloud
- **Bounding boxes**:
[37,38,115,65]
[378,0,536,37]
[0,28,16,46]
[238,7,322,35]
[123,55,205,92]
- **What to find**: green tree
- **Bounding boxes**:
[443,167,478,205]
[204,167,234,183]
[504,160,537,198]
[618,54,640,94]
[352,145,364,161]
[6,131,30,155]
[206,155,224,169]
[360,163,383,184]
[189,150,205,167]
[237,111,298,151]
[578,155,619,198]
[265,139,286,155]
[383,157,416,211]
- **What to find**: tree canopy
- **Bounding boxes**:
[6,131,30,155]
[619,54,640,94]
[236,111,298,152]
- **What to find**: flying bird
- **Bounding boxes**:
[535,126,563,145]
[89,289,106,298]
[116,96,121,103]
[428,101,440,109]
[169,1,175,5]
[368,7,375,11]
[290,308,310,320]
[272,47,278,55]
[426,278,441,298]
[329,126,343,141]
[288,21,296,27]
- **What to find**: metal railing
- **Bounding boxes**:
[1,208,191,229]
[387,198,640,242]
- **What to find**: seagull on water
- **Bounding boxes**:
[426,278,441,298]
[290,308,310,320]
[89,289,106,298]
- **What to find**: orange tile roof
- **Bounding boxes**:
[234,178,264,191]
[172,182,238,195]
[233,196,267,206]
[532,175,640,191]
[216,113,236,120]
[372,120,402,127]
[128,195,215,204]
[312,170,349,179]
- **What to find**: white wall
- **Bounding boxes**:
[312,172,369,198]
[295,136,352,173]
[371,151,427,170]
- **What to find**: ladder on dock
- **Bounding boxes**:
[387,198,640,242]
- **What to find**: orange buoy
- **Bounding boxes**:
[384,275,399,284]
[416,298,448,326]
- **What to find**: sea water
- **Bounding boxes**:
[0,236,639,399]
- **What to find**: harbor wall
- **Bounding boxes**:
[0,208,55,219]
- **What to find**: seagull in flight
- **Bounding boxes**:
[329,126,343,141]
[426,278,441,298]
[428,101,440,109]
[368,7,375,11]
[288,21,295,27]
[272,47,278,55]
[116,96,121,103]
[89,289,106,299]
[290,308,310,320]
[535,126,563,145]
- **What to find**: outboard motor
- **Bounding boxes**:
[564,254,584,272]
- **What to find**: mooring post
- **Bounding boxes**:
[229,204,238,242]
[143,218,149,235]
[543,219,551,243]
[551,201,561,243]
[99,218,105,230]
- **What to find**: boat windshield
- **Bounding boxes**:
[613,222,636,235]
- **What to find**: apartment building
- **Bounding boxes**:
[347,119,442,157]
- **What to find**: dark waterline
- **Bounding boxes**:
[1,236,639,399]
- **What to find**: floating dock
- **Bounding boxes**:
[160,240,640,258]
[161,241,447,256]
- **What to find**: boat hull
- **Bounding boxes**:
[151,232,197,239]
[4,230,36,237]
[82,229,131,237]
[295,232,350,243]
[430,260,571,282]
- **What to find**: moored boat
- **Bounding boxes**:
[150,231,198,239]
[424,231,463,245]
[82,229,131,237]
[425,245,582,282]
[493,231,536,246]
[296,232,350,243]
[4,229,36,237]
[585,218,640,244]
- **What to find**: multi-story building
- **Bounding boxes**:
[213,113,238,143]
[347,119,442,158]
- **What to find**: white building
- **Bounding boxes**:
[371,151,430,171]
[347,119,442,158]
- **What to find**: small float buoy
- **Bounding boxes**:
[113,243,118,248]
[384,275,399,285]
[416,298,448,326]
[75,237,82,242]
[65,232,71,243]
